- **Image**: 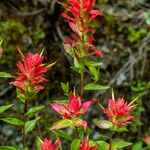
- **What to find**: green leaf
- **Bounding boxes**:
[132,142,143,150]
[96,141,109,150]
[0,146,18,150]
[52,130,72,141]
[112,126,128,132]
[89,66,100,82]
[0,118,24,126]
[51,119,73,130]
[36,137,43,150]
[0,104,13,114]
[73,58,84,73]
[71,139,80,150]
[84,58,102,67]
[0,72,12,78]
[83,83,109,91]
[16,88,27,103]
[24,117,40,134]
[25,106,45,118]
[112,141,132,149]
[93,119,113,129]
[64,44,74,57]
[61,82,69,96]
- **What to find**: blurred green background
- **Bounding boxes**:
[0,0,150,149]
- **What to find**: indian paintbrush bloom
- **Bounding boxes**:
[80,137,97,150]
[61,0,103,60]
[10,52,49,94]
[51,92,96,130]
[104,98,134,126]
[144,136,150,145]
[41,138,61,150]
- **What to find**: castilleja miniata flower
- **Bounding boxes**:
[80,137,97,150]
[104,98,134,126]
[51,92,96,129]
[61,0,103,60]
[41,138,61,150]
[10,52,50,93]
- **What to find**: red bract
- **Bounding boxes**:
[144,136,150,145]
[51,92,96,129]
[104,98,134,126]
[61,0,103,60]
[41,138,61,150]
[80,137,97,150]
[10,53,48,93]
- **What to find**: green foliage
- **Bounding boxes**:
[61,82,70,96]
[25,106,45,118]
[16,88,27,103]
[0,72,12,78]
[83,83,109,91]
[0,104,13,114]
[51,119,74,130]
[70,139,80,150]
[24,117,40,134]
[112,141,132,149]
[93,119,128,132]
[127,27,147,43]
[1,118,24,126]
[93,119,113,130]
[96,141,109,150]
[132,142,143,150]
[52,130,72,141]
[89,66,100,82]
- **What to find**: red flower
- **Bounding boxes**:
[80,137,97,150]
[144,136,150,145]
[104,98,134,126]
[61,0,103,59]
[51,92,96,129]
[41,138,61,150]
[10,53,48,93]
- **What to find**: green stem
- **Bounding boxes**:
[23,100,28,147]
[80,71,84,98]
[75,126,79,139]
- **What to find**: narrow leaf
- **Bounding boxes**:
[0,104,13,114]
[0,118,24,126]
[112,126,128,132]
[96,141,109,150]
[16,88,26,103]
[25,106,45,117]
[51,119,73,130]
[112,141,132,149]
[0,72,12,78]
[24,117,40,134]
[93,119,113,129]
[52,130,72,141]
[83,83,109,91]
[71,139,80,150]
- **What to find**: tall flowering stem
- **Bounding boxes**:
[61,0,103,97]
[10,51,50,147]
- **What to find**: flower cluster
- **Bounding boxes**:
[41,138,61,150]
[62,0,103,61]
[80,137,97,150]
[104,98,134,126]
[51,92,96,129]
[10,52,49,94]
